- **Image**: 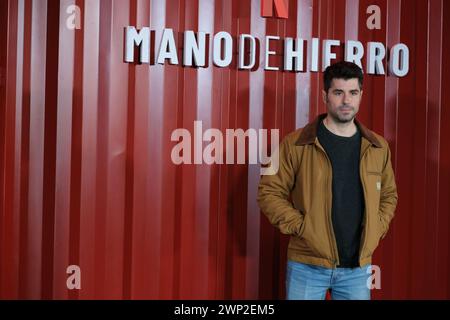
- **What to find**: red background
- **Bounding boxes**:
[1,0,450,299]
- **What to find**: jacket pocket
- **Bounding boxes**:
[366,170,382,203]
[362,212,383,259]
[297,213,328,259]
[377,214,387,239]
[298,212,308,239]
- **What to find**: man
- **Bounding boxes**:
[257,61,398,300]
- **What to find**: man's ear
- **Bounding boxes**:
[322,90,328,104]
[360,90,363,98]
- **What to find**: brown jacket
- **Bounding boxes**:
[257,113,398,268]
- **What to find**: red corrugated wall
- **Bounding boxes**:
[0,0,449,299]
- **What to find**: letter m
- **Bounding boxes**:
[261,0,288,19]
[124,26,150,63]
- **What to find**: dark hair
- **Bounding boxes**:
[323,61,363,92]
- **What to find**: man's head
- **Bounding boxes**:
[322,61,364,124]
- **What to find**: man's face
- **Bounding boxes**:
[322,78,363,123]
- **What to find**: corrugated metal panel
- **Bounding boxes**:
[0,0,449,299]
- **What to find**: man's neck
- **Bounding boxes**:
[323,115,357,137]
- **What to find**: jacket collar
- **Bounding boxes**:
[295,113,382,148]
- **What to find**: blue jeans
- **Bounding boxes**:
[286,260,372,300]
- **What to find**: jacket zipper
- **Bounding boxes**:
[316,142,339,268]
[358,144,371,265]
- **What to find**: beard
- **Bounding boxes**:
[328,106,356,123]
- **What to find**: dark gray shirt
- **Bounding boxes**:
[317,120,364,268]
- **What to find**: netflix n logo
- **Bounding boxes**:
[261,0,289,19]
